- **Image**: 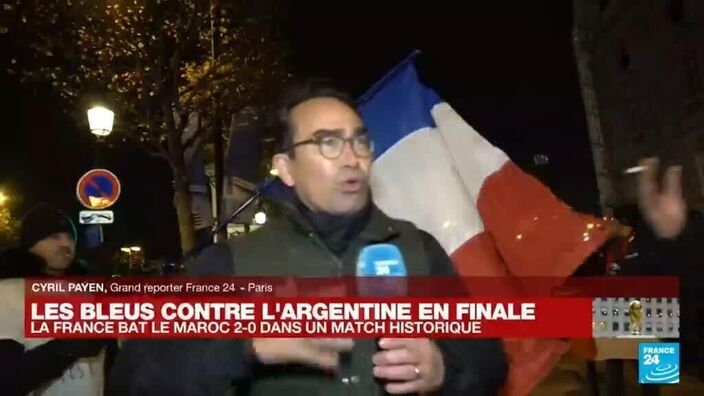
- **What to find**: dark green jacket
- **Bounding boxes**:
[108,203,507,396]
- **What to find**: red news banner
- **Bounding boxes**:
[24,277,677,339]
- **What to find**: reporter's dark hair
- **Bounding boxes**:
[274,79,357,155]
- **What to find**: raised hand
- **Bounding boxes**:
[637,158,687,239]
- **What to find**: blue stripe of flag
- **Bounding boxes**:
[357,51,443,159]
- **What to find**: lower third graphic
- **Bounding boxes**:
[639,342,680,384]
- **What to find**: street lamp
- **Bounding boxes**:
[120,246,143,272]
[254,211,267,225]
[86,106,114,248]
[0,191,7,206]
[87,106,114,137]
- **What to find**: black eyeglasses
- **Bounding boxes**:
[287,134,374,159]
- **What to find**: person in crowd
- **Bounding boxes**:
[0,203,115,396]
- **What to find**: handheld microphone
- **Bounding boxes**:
[356,244,407,297]
[355,244,408,385]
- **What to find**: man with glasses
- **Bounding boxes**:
[109,81,508,396]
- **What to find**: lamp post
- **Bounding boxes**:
[120,246,144,273]
[87,106,114,167]
[87,106,114,138]
[85,106,114,248]
[253,210,267,225]
[120,247,131,274]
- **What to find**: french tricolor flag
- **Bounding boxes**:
[358,52,610,395]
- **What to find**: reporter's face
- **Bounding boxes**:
[274,97,372,215]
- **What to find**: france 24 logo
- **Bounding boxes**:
[639,343,679,384]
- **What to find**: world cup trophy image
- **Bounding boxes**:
[628,300,643,335]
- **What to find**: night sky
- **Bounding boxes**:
[0,0,598,260]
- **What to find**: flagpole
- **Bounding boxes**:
[175,179,275,267]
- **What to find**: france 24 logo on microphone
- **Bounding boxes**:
[638,343,679,384]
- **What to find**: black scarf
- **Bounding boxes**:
[295,196,371,256]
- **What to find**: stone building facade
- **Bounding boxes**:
[574,0,704,212]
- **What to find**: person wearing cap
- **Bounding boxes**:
[0,203,112,396]
[1,203,78,278]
